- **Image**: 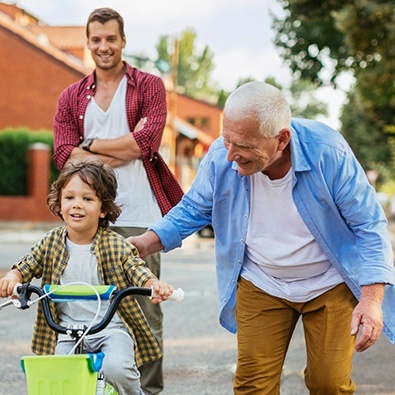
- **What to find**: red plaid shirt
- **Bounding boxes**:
[53,62,183,215]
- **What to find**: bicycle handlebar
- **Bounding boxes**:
[6,283,183,336]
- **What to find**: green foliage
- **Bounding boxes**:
[340,88,393,187]
[215,75,329,119]
[0,129,58,196]
[272,0,394,85]
[341,90,390,164]
[156,29,218,102]
[272,0,346,85]
[380,180,395,198]
[272,0,395,175]
[125,29,219,104]
[0,129,30,195]
[220,75,328,120]
[287,79,328,119]
[215,89,229,108]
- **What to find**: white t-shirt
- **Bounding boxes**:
[241,168,344,302]
[84,76,162,227]
[57,239,125,340]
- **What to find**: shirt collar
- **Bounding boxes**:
[289,123,310,172]
[86,61,136,91]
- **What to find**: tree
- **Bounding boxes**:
[287,79,328,119]
[218,75,328,119]
[155,29,218,102]
[340,89,391,168]
[124,29,218,103]
[272,0,395,176]
[272,0,394,87]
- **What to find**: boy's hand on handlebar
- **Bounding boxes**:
[145,278,174,304]
[0,269,22,298]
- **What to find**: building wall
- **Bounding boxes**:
[0,26,85,131]
[174,94,222,140]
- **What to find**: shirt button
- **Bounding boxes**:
[240,239,245,243]
[79,115,84,120]
[87,95,92,99]
[238,260,242,264]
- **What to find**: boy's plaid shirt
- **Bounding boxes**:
[13,226,162,366]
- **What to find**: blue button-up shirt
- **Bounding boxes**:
[152,118,395,343]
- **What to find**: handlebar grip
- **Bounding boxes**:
[167,288,184,303]
[12,283,23,296]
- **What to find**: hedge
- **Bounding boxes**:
[0,128,60,196]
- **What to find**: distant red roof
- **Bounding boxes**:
[0,2,40,25]
[27,25,86,50]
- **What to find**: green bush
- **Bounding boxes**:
[0,128,59,196]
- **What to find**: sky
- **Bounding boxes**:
[14,0,348,129]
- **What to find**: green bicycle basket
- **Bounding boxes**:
[21,353,104,395]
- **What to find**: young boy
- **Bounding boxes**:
[0,157,174,395]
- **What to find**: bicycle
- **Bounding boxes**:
[0,282,184,395]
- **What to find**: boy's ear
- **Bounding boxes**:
[100,211,106,219]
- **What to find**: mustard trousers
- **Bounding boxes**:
[234,278,358,394]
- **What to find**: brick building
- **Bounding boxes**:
[0,2,90,131]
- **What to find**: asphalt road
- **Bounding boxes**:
[0,223,394,394]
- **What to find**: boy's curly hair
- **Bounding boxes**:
[47,157,122,228]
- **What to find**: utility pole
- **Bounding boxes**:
[167,37,179,176]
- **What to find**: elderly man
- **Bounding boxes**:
[129,82,395,394]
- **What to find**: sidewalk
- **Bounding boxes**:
[0,221,59,243]
[1,219,395,247]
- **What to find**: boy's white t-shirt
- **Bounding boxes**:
[84,76,162,227]
[241,168,344,302]
[57,239,126,341]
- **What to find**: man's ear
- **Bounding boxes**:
[277,129,291,150]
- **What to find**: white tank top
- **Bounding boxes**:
[84,76,161,227]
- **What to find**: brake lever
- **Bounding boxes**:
[14,283,32,310]
[0,298,20,310]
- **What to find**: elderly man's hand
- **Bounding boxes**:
[127,230,164,259]
[351,283,384,352]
